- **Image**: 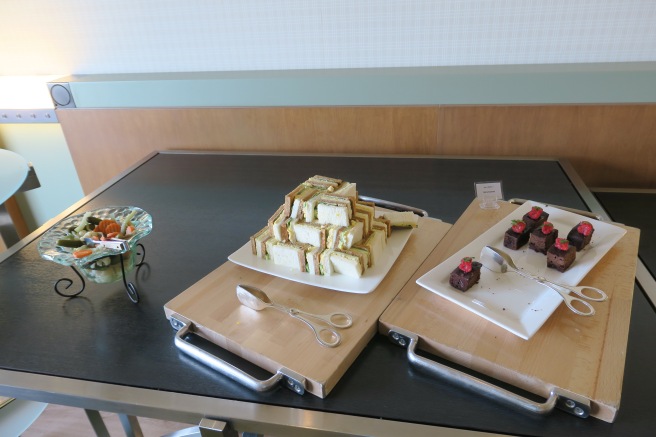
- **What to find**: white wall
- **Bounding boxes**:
[1,0,655,76]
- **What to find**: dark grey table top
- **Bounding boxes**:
[595,191,656,279]
[1,152,654,436]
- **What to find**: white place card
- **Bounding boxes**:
[475,181,503,210]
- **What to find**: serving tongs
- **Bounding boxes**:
[83,237,129,251]
[480,246,607,316]
[236,284,353,348]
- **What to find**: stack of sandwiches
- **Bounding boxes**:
[250,175,417,278]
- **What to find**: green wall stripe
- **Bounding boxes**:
[56,63,656,108]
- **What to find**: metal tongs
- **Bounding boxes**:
[480,246,607,316]
[83,237,129,251]
[236,284,353,348]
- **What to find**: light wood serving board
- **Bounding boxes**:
[379,200,640,422]
[0,396,12,408]
[165,217,452,398]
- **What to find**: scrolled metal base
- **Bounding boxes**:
[54,266,86,297]
[54,243,147,304]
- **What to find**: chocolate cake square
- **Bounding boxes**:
[504,229,530,250]
[529,227,559,254]
[567,223,594,251]
[547,245,576,272]
[522,209,549,231]
[449,261,482,291]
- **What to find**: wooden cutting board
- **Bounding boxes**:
[379,200,640,422]
[0,397,12,408]
[164,217,452,398]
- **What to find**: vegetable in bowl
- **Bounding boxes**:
[38,206,152,284]
[80,250,136,284]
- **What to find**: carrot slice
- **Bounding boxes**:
[73,249,93,259]
[104,223,121,235]
[95,219,118,234]
[106,232,120,239]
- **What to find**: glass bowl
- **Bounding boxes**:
[38,206,152,284]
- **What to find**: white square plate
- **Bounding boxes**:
[229,226,413,294]
[416,201,626,339]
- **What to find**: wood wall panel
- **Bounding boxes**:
[57,107,438,194]
[437,105,656,189]
[57,104,655,195]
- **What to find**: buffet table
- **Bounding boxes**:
[1,152,654,436]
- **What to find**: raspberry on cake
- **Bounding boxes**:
[522,206,549,230]
[529,221,559,254]
[503,219,530,250]
[547,238,576,272]
[567,221,595,251]
[449,257,482,291]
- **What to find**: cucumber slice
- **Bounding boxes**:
[57,239,85,248]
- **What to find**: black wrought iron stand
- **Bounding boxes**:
[54,243,146,303]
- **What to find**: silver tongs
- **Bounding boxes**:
[480,246,607,316]
[83,238,129,251]
[236,284,353,348]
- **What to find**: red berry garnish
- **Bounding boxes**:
[577,221,593,236]
[459,257,473,273]
[555,238,569,251]
[528,206,543,220]
[541,221,554,235]
[511,220,526,233]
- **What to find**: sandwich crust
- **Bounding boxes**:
[250,226,272,257]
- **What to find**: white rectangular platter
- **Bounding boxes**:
[416,201,627,339]
[229,227,413,294]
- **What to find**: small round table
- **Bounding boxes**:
[0,149,30,204]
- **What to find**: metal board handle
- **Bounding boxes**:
[171,316,307,395]
[508,198,603,221]
[358,195,429,217]
[388,329,590,418]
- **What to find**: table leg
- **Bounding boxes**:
[118,413,144,437]
[84,409,110,437]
